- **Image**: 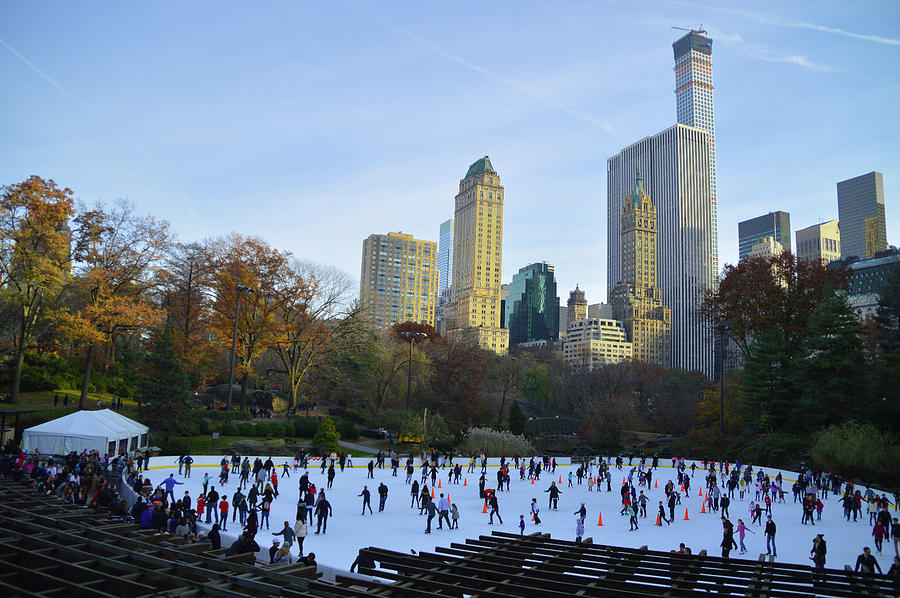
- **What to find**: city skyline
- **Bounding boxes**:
[1,1,898,307]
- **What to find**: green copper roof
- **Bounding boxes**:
[464,156,496,179]
[632,167,644,206]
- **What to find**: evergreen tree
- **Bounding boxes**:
[137,329,194,437]
[874,267,900,431]
[739,329,795,433]
[311,418,341,454]
[508,400,527,435]
[795,292,869,430]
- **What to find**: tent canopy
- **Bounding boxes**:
[22,409,149,456]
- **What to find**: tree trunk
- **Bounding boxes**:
[496,389,508,428]
[9,345,24,404]
[240,373,248,410]
[79,344,95,410]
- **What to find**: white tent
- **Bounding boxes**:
[22,409,149,456]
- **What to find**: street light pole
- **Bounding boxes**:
[402,331,425,411]
[227,285,254,410]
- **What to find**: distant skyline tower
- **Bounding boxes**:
[506,262,559,345]
[447,156,509,354]
[738,211,791,260]
[610,169,671,367]
[437,218,454,293]
[674,30,718,275]
[796,220,841,265]
[608,124,717,376]
[837,171,887,259]
[359,232,437,329]
[566,285,587,331]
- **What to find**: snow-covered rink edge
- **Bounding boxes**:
[142,456,895,577]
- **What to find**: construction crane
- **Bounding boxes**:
[672,24,707,35]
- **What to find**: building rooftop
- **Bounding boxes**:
[464,155,496,179]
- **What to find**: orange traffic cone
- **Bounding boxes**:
[531,477,535,485]
[699,487,703,497]
[431,488,435,498]
[447,494,450,502]
[655,513,661,526]
[681,483,685,492]
[597,512,603,526]
[684,508,690,520]
[559,475,562,484]
[532,512,535,521]
[482,501,488,513]
[463,477,467,486]
[701,500,706,514]
[655,479,658,488]
[438,479,442,489]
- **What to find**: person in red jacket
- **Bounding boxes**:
[219,497,229,531]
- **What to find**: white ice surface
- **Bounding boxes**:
[144,456,895,576]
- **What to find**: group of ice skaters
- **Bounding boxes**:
[168,450,900,577]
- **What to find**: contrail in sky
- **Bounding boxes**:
[0,35,172,176]
[338,0,615,135]
[680,4,900,46]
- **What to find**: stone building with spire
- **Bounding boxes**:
[445,156,509,354]
[609,169,671,366]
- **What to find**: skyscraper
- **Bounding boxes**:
[747,236,784,260]
[437,218,454,293]
[738,211,791,260]
[566,286,587,331]
[608,125,717,376]
[674,30,718,276]
[506,262,559,345]
[446,156,509,354]
[837,172,887,259]
[796,220,841,265]
[610,170,671,367]
[359,232,438,329]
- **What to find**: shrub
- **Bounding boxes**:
[459,427,534,457]
[220,423,238,436]
[19,354,78,391]
[164,438,191,456]
[811,422,899,487]
[292,417,319,438]
[269,423,285,438]
[332,417,358,441]
[311,418,341,454]
[255,422,270,437]
[238,423,255,436]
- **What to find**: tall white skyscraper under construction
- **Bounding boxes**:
[674,30,718,275]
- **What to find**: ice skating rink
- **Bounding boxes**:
[143,456,892,574]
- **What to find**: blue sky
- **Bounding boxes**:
[1,1,898,305]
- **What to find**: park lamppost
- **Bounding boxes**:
[227,284,255,410]
[400,331,427,411]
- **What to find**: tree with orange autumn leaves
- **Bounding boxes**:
[0,176,74,403]
[60,201,169,409]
